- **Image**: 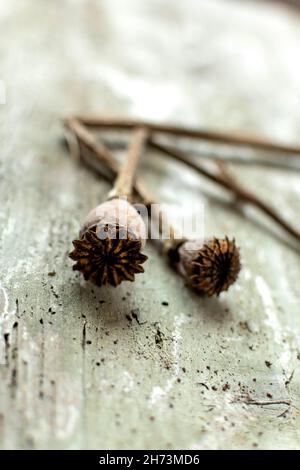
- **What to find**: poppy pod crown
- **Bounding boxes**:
[69,198,148,287]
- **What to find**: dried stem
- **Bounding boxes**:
[150,140,300,244]
[64,118,155,207]
[66,119,298,246]
[65,117,119,174]
[109,127,148,199]
[76,115,300,157]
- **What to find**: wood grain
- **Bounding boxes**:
[0,0,300,450]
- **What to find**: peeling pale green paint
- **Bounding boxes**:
[0,0,300,450]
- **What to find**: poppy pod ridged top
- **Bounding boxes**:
[177,237,241,296]
[69,198,148,287]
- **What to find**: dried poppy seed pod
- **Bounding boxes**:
[69,198,147,287]
[175,237,241,296]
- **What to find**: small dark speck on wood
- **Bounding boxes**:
[198,382,209,390]
[131,309,147,325]
[155,327,164,347]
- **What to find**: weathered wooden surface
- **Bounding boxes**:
[1,0,300,450]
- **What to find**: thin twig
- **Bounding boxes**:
[75,115,300,156]
[64,119,300,244]
[87,136,300,170]
[63,127,81,163]
[64,118,155,207]
[239,399,291,407]
[277,408,290,418]
[109,127,149,199]
[65,117,118,174]
[150,140,300,244]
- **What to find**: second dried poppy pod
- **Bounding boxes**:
[176,237,241,296]
[69,198,148,287]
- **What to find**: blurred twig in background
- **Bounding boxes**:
[64,116,300,245]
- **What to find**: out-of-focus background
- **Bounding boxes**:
[0,0,300,450]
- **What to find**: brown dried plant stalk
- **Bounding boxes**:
[149,140,300,244]
[66,116,300,243]
[69,125,149,287]
[78,115,300,157]
[65,119,241,296]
